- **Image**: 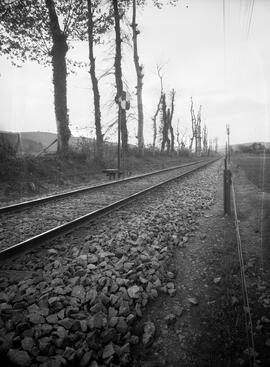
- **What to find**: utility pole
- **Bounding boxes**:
[117,107,121,178]
[226,124,230,163]
[116,91,130,178]
[224,125,232,215]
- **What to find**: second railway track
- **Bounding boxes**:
[0,159,218,258]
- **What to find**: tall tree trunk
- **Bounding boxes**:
[161,94,170,152]
[203,124,208,153]
[189,97,196,152]
[197,105,202,156]
[87,0,103,162]
[166,108,171,153]
[131,0,144,155]
[169,122,174,153]
[45,0,70,156]
[152,94,162,155]
[168,89,175,153]
[113,0,128,154]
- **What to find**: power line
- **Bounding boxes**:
[247,0,255,39]
[223,0,226,86]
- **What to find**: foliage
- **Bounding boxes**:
[0,0,86,65]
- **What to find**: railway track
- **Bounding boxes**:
[0,158,221,367]
[0,160,204,213]
[0,158,218,259]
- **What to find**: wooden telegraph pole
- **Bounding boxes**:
[116,91,130,178]
[226,124,230,163]
[224,125,232,215]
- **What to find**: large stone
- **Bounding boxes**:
[116,317,128,334]
[108,307,118,318]
[80,351,93,367]
[58,318,73,330]
[21,337,34,352]
[48,249,58,255]
[38,337,51,354]
[63,346,76,361]
[80,320,88,332]
[71,286,85,302]
[127,285,140,299]
[142,322,155,346]
[48,297,60,306]
[28,312,45,324]
[102,342,115,359]
[40,356,64,367]
[118,304,130,316]
[53,326,67,339]
[46,314,58,324]
[88,313,106,330]
[85,289,97,305]
[88,254,98,264]
[109,316,118,328]
[86,330,100,351]
[0,292,8,302]
[7,349,31,366]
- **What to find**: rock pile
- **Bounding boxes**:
[0,164,219,366]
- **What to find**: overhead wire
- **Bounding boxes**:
[223,0,226,86]
[223,2,257,365]
[246,0,255,39]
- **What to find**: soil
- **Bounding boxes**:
[131,157,270,367]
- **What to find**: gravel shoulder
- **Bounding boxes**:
[131,160,270,366]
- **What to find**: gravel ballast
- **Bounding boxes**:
[0,161,210,252]
[0,161,220,366]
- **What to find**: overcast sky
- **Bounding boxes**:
[0,0,269,147]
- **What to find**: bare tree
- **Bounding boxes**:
[214,136,218,152]
[202,124,208,153]
[87,0,105,162]
[152,64,164,154]
[131,0,144,155]
[196,105,202,156]
[176,119,180,154]
[189,97,196,152]
[112,0,128,154]
[160,93,170,153]
[176,121,188,154]
[168,89,175,152]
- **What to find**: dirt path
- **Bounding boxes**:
[131,161,270,367]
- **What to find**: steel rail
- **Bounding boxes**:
[0,160,206,214]
[0,159,219,260]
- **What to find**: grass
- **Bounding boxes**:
[0,148,205,203]
[233,153,270,193]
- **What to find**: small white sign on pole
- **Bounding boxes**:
[118,91,130,110]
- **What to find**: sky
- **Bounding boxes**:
[0,0,270,148]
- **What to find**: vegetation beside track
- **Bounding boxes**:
[0,150,213,204]
[233,153,270,193]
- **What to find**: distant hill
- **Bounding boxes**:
[232,142,270,153]
[232,142,270,149]
[20,131,92,152]
[19,131,94,154]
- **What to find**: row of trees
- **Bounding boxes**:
[0,0,178,159]
[1,0,216,161]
